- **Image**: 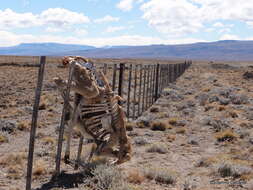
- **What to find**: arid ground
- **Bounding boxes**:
[0,58,253,190]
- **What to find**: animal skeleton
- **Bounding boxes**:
[54,56,132,165]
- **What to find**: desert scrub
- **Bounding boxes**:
[17,120,30,131]
[175,127,186,134]
[86,164,131,190]
[149,106,160,113]
[41,136,55,145]
[143,166,176,185]
[126,122,135,131]
[0,134,8,143]
[127,169,145,184]
[134,137,149,146]
[215,130,238,142]
[146,143,168,154]
[168,117,181,126]
[0,152,26,166]
[136,120,150,128]
[215,161,252,179]
[150,120,170,131]
[33,160,47,178]
[167,134,176,142]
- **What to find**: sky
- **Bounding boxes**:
[1,0,253,47]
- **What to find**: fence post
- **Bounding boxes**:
[138,65,143,116]
[132,65,138,119]
[112,64,117,91]
[142,65,147,112]
[55,61,75,175]
[155,64,160,100]
[146,65,151,110]
[118,63,125,103]
[127,64,132,117]
[26,56,46,190]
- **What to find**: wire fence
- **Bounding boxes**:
[18,56,192,190]
[95,61,192,119]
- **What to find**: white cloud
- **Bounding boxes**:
[94,15,120,23]
[74,29,88,36]
[141,0,203,36]
[117,0,134,11]
[0,8,90,29]
[140,0,253,36]
[0,9,40,29]
[213,22,224,28]
[219,34,240,40]
[45,27,64,33]
[0,30,205,47]
[40,8,90,26]
[105,26,126,33]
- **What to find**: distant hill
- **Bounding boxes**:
[64,40,253,61]
[0,43,95,56]
[1,40,253,61]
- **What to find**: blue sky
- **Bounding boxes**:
[1,0,253,47]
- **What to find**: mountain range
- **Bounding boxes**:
[1,40,253,61]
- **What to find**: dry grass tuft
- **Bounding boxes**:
[126,122,135,131]
[146,143,168,154]
[7,165,22,179]
[149,106,160,113]
[168,117,179,126]
[151,120,170,131]
[33,160,47,177]
[0,152,26,166]
[17,120,30,131]
[127,169,145,184]
[175,128,186,134]
[217,105,226,111]
[143,166,176,185]
[0,134,8,143]
[42,136,55,145]
[215,130,238,142]
[167,134,176,142]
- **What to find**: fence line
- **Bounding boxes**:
[24,56,192,190]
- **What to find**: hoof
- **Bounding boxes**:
[64,155,70,164]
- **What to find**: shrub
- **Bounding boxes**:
[167,134,176,142]
[176,128,186,134]
[0,134,8,143]
[216,162,252,178]
[150,106,160,113]
[168,118,178,126]
[215,130,238,142]
[151,121,169,131]
[17,120,30,131]
[143,167,176,185]
[127,169,145,184]
[134,137,149,146]
[88,164,131,190]
[126,122,135,131]
[146,143,168,154]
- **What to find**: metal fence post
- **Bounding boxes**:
[127,64,132,117]
[26,56,46,190]
[154,64,160,100]
[118,63,125,104]
[55,62,75,175]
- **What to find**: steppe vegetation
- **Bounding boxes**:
[0,57,253,189]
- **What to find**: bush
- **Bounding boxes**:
[134,137,149,146]
[215,130,238,142]
[87,164,131,190]
[151,121,169,131]
[143,167,176,185]
[146,143,168,154]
